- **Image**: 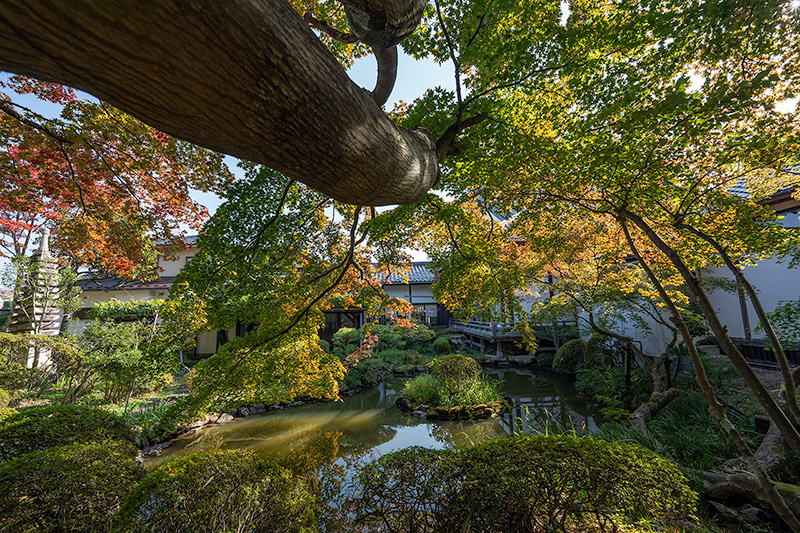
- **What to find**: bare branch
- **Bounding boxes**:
[303,12,359,43]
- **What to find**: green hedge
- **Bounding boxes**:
[355,446,460,532]
[552,338,585,373]
[0,440,142,533]
[432,336,451,354]
[354,435,697,532]
[117,449,316,533]
[0,405,135,462]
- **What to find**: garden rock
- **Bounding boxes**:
[143,441,173,457]
[211,413,234,424]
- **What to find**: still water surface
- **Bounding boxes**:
[148,368,602,469]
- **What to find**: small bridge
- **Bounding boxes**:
[449,318,576,359]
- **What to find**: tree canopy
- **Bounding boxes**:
[0,75,232,279]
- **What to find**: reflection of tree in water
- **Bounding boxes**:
[484,368,599,436]
[428,419,506,449]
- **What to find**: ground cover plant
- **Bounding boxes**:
[597,391,759,473]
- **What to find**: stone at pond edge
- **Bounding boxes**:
[396,394,509,420]
[212,413,234,424]
[143,441,173,457]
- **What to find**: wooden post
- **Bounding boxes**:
[664,358,672,389]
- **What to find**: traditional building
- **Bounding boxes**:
[75,237,450,353]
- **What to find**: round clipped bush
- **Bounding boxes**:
[0,440,142,533]
[0,405,135,462]
[552,338,586,373]
[584,335,623,369]
[117,449,315,533]
[432,336,451,354]
[428,353,480,382]
[354,446,459,533]
[353,436,697,532]
[536,349,555,368]
[450,435,697,532]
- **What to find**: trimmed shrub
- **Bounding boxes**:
[402,355,501,408]
[117,449,315,533]
[318,339,331,353]
[375,348,406,369]
[0,389,10,407]
[432,336,451,354]
[583,335,620,369]
[371,321,436,352]
[552,338,585,373]
[332,327,360,358]
[449,435,697,532]
[0,405,135,462]
[353,436,698,532]
[0,440,142,533]
[535,349,555,368]
[0,389,13,423]
[429,353,481,400]
[354,446,460,533]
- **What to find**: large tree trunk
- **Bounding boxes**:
[0,0,438,206]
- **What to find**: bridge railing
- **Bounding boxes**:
[449,318,577,341]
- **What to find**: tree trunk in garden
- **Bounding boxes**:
[620,220,800,531]
[679,223,800,426]
[620,209,800,459]
[0,0,438,206]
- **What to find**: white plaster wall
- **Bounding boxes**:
[383,283,435,304]
[705,257,800,339]
[157,248,196,277]
[196,331,217,356]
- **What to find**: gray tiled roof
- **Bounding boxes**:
[381,262,438,285]
[77,276,176,292]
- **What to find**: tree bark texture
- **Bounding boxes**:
[0,0,439,206]
[620,219,800,532]
[629,387,679,432]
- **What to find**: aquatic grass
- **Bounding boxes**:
[402,374,440,405]
[514,406,590,438]
[443,375,502,408]
[402,372,502,409]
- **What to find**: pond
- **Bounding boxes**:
[148,367,603,469]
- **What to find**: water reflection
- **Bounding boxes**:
[149,368,602,469]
